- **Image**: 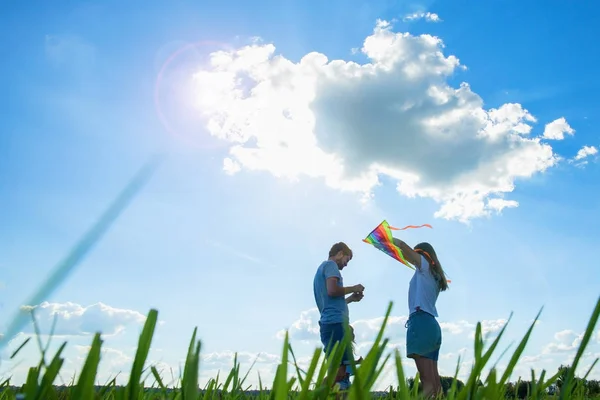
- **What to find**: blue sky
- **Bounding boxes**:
[1,0,599,388]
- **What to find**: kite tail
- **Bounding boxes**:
[389,224,433,231]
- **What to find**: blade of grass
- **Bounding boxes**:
[24,365,41,400]
[446,355,462,400]
[29,309,48,369]
[36,342,67,400]
[393,349,410,400]
[351,301,393,397]
[181,327,201,400]
[559,295,600,400]
[498,308,542,386]
[9,337,31,360]
[222,353,238,393]
[582,357,599,381]
[125,308,159,400]
[457,312,512,400]
[273,331,289,400]
[287,344,305,388]
[297,348,322,400]
[238,353,259,394]
[411,373,420,398]
[72,333,103,400]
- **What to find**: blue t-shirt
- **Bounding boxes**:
[313,260,348,324]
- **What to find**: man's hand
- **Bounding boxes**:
[346,291,364,303]
[352,284,365,293]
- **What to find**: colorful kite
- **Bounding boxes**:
[362,220,432,270]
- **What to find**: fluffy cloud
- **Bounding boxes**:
[352,315,409,342]
[276,308,320,342]
[17,301,147,337]
[187,20,577,222]
[575,145,598,160]
[543,329,584,354]
[571,145,598,167]
[439,320,473,335]
[74,344,133,373]
[542,117,575,140]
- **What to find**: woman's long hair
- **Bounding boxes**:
[414,242,449,291]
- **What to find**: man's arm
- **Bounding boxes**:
[392,237,422,268]
[327,277,364,297]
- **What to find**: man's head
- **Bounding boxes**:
[328,242,353,269]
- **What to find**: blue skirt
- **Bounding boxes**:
[406,310,442,361]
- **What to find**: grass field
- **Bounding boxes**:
[0,296,598,400]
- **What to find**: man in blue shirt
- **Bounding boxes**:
[313,242,365,387]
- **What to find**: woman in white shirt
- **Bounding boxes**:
[392,238,449,398]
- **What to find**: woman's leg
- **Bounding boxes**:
[414,356,438,397]
[433,360,442,395]
[406,312,442,397]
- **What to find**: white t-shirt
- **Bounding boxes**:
[408,255,440,317]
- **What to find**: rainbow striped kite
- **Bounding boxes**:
[362,220,432,270]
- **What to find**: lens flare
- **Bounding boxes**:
[154,40,233,151]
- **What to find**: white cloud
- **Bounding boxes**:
[571,145,598,167]
[542,117,575,140]
[520,354,543,363]
[439,320,473,335]
[440,347,468,360]
[543,329,584,354]
[575,145,598,160]
[16,301,147,337]
[202,350,280,367]
[353,315,408,340]
[276,308,320,343]
[75,344,133,371]
[189,20,574,223]
[479,318,508,337]
[403,12,443,23]
[439,318,506,339]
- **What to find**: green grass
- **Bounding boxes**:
[0,295,598,399]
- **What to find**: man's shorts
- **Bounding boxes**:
[406,310,442,361]
[319,321,351,365]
